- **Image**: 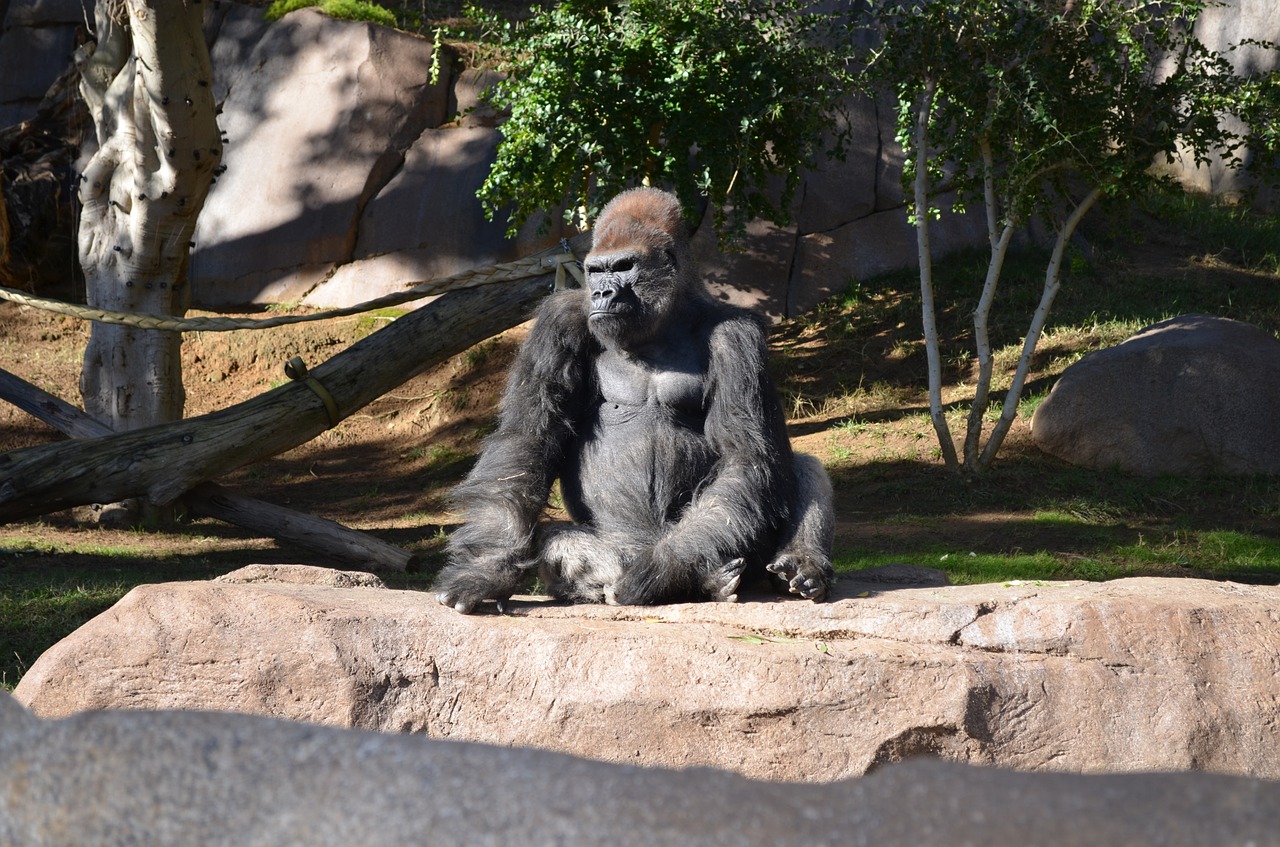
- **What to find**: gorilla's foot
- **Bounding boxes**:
[704,557,745,603]
[434,563,522,614]
[767,552,834,601]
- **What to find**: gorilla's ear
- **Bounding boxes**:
[665,248,678,269]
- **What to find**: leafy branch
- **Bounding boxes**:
[465,0,852,240]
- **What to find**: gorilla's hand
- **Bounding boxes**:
[434,554,531,614]
[766,552,834,601]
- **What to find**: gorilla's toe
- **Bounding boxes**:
[433,568,517,614]
[767,553,833,602]
[705,557,745,603]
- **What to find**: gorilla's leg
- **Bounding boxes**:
[612,545,746,605]
[539,524,627,605]
[767,453,836,600]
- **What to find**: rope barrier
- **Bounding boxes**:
[0,247,585,333]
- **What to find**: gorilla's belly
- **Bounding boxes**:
[563,402,717,536]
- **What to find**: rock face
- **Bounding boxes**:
[0,3,986,318]
[16,570,1280,782]
[3,692,1279,847]
[1179,0,1280,209]
[9,3,1280,314]
[192,5,570,308]
[1031,314,1280,476]
[0,0,91,127]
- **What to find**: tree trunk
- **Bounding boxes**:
[963,138,1016,468]
[77,0,219,524]
[911,79,958,471]
[0,367,414,570]
[0,53,90,291]
[976,186,1104,472]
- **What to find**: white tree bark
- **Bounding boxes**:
[78,1,217,432]
[963,137,1016,468]
[76,0,219,522]
[912,79,959,471]
[976,186,1103,471]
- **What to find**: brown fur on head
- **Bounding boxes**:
[591,188,688,256]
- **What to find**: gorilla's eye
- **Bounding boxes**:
[612,258,634,273]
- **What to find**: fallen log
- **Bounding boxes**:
[0,368,414,570]
[0,235,589,522]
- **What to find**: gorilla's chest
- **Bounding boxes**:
[592,347,707,421]
[567,345,716,526]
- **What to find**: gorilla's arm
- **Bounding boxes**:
[435,293,593,612]
[614,311,794,603]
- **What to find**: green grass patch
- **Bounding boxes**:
[355,307,409,335]
[834,524,1280,587]
[838,549,1072,584]
[265,0,397,27]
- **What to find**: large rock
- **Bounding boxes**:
[15,569,1280,781]
[1031,314,1280,476]
[4,692,1277,847]
[191,6,455,305]
[0,0,87,126]
[1174,0,1280,208]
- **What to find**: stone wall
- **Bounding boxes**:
[1173,0,1280,207]
[3,1,1278,316]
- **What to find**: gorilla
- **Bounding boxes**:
[434,187,834,613]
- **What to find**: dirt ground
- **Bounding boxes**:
[0,284,1025,573]
[2,223,1277,582]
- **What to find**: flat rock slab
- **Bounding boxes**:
[3,692,1278,847]
[15,572,1280,781]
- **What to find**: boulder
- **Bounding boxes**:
[1174,0,1280,208]
[2,690,1277,847]
[15,569,1280,781]
[0,13,80,125]
[192,6,453,305]
[1031,314,1280,476]
[4,692,1277,847]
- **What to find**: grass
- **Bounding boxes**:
[0,540,226,689]
[837,526,1280,587]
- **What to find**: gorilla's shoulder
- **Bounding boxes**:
[702,300,769,353]
[532,289,591,339]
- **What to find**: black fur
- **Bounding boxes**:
[435,188,834,612]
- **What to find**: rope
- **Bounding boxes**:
[284,356,340,427]
[0,249,585,333]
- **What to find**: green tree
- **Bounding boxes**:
[470,0,851,239]
[862,0,1280,474]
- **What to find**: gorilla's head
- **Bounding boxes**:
[584,188,702,350]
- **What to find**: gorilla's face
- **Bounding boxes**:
[584,246,680,348]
